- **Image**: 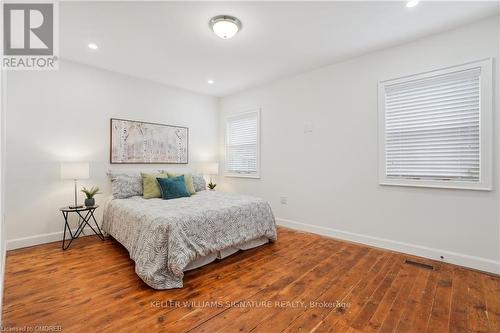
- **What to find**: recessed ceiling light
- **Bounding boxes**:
[406,0,420,8]
[88,43,98,50]
[209,15,242,39]
[207,79,215,84]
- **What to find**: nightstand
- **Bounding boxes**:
[59,205,105,250]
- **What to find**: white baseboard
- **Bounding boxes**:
[6,227,94,250]
[276,217,500,275]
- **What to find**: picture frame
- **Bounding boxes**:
[110,118,189,164]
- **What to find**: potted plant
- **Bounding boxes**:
[81,186,101,206]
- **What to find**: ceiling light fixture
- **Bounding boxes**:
[88,43,98,50]
[207,79,215,84]
[209,15,241,39]
[406,0,420,8]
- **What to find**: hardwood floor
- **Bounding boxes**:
[2,227,499,333]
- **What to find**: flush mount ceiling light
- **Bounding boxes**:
[209,15,242,39]
[88,43,98,50]
[406,0,420,8]
[207,79,215,84]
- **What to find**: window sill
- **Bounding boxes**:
[379,178,491,191]
[224,173,260,179]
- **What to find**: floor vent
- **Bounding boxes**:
[404,259,434,270]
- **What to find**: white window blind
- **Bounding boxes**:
[379,59,492,190]
[225,110,260,177]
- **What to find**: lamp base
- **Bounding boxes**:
[69,205,83,209]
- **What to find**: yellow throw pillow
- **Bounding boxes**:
[141,172,168,199]
[166,172,196,195]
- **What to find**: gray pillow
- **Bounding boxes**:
[192,174,206,192]
[109,174,143,199]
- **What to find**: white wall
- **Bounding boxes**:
[0,62,5,320]
[4,60,219,249]
[219,16,500,273]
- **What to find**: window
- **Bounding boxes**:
[225,109,260,178]
[378,59,492,190]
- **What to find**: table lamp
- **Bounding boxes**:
[61,162,89,209]
[203,162,219,190]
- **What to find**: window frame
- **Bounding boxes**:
[378,59,492,191]
[224,108,261,179]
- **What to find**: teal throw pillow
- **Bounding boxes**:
[157,175,191,200]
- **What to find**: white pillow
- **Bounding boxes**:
[107,171,143,198]
[192,174,206,192]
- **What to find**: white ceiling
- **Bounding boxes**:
[60,1,499,97]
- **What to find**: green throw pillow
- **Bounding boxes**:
[141,172,168,199]
[166,172,196,195]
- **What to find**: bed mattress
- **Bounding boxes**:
[102,191,277,289]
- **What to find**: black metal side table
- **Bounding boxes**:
[60,205,105,250]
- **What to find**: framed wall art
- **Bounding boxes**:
[110,118,188,164]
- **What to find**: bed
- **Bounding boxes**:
[101,190,277,289]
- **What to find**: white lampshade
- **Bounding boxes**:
[60,162,90,180]
[203,162,219,176]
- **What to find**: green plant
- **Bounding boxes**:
[208,182,216,190]
[81,186,101,199]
